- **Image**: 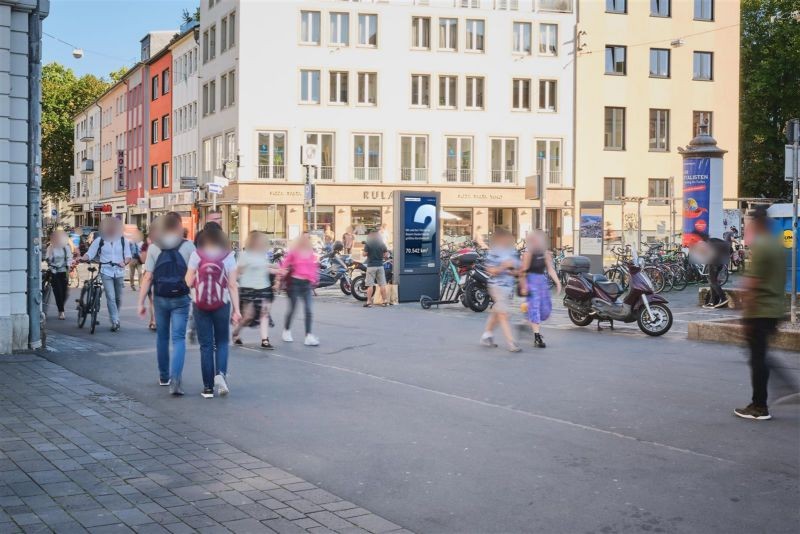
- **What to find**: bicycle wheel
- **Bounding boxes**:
[661,267,674,292]
[77,283,89,328]
[42,281,52,314]
[89,287,102,334]
[670,265,688,291]
[643,266,666,294]
[604,268,628,290]
[719,265,730,286]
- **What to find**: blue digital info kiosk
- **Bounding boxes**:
[393,191,441,302]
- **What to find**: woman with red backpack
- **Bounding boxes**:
[185,227,241,399]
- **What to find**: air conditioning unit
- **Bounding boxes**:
[80,159,94,174]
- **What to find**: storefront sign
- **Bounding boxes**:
[180,176,197,189]
[149,196,165,209]
[682,157,711,246]
[136,198,148,210]
[116,150,125,191]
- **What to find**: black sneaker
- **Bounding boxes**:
[534,334,546,348]
[734,403,772,420]
[201,388,214,399]
[261,338,274,350]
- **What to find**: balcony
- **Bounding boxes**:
[258,165,286,180]
[546,170,563,186]
[353,167,381,182]
[80,159,95,174]
[316,166,334,181]
[79,130,94,142]
[490,169,517,184]
[445,169,473,183]
[400,168,428,182]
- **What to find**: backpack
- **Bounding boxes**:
[152,243,190,298]
[94,236,126,262]
[194,250,228,311]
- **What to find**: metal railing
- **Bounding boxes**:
[445,169,473,183]
[316,166,334,180]
[546,170,562,186]
[490,169,517,184]
[258,165,286,180]
[353,167,381,181]
[400,167,428,182]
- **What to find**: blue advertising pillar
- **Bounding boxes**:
[393,191,441,302]
[678,132,727,246]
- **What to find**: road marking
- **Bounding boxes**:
[238,347,735,465]
[97,348,155,356]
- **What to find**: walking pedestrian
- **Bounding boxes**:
[480,227,521,352]
[45,229,73,320]
[81,217,131,332]
[342,226,355,255]
[137,212,195,395]
[363,228,388,308]
[734,207,793,421]
[693,232,731,309]
[232,231,278,349]
[139,230,157,331]
[519,230,561,348]
[279,233,319,346]
[186,227,241,398]
[128,229,144,291]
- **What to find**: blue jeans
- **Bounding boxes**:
[154,295,191,383]
[194,303,230,389]
[100,275,124,324]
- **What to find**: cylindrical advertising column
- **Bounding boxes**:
[678,132,727,246]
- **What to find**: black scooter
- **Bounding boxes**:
[562,256,673,336]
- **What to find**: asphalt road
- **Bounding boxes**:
[43,283,799,534]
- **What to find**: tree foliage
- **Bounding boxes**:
[41,63,110,201]
[182,7,200,25]
[740,0,800,199]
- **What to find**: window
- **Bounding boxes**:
[358,14,378,46]
[300,70,321,104]
[604,107,625,150]
[330,12,350,46]
[439,18,457,50]
[495,0,519,9]
[203,138,212,177]
[202,30,209,62]
[513,22,531,54]
[512,78,531,111]
[150,165,158,189]
[357,72,377,105]
[490,138,517,184]
[412,17,431,49]
[161,162,169,188]
[228,11,236,48]
[539,23,557,56]
[648,109,669,151]
[301,11,321,44]
[605,45,626,75]
[438,75,457,108]
[257,131,287,179]
[162,115,170,140]
[250,205,286,240]
[400,135,428,182]
[649,48,670,78]
[461,0,480,7]
[539,0,573,12]
[227,70,235,107]
[209,80,216,114]
[329,71,349,104]
[162,69,170,94]
[305,132,335,180]
[466,19,485,52]
[151,119,158,144]
[226,132,236,160]
[536,139,562,186]
[693,111,713,136]
[648,178,670,202]
[353,134,381,181]
[465,76,484,109]
[538,80,557,111]
[695,0,713,21]
[445,136,473,182]
[693,52,713,80]
[220,73,228,108]
[606,0,626,13]
[651,0,670,17]
[209,25,216,59]
[221,16,228,51]
[411,74,430,107]
[604,178,625,201]
[151,75,159,100]
[214,135,223,173]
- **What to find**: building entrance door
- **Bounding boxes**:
[546,209,562,249]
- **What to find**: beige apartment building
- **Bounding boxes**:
[575,0,740,252]
[99,82,129,219]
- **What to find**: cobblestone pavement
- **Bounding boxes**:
[0,354,410,534]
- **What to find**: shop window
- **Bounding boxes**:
[228,205,240,249]
[249,205,286,241]
[304,205,335,236]
[488,208,518,239]
[442,209,473,245]
[351,207,382,244]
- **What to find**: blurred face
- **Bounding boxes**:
[51,230,67,247]
[296,234,312,250]
[528,232,546,251]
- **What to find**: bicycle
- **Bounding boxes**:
[41,267,53,315]
[76,261,112,334]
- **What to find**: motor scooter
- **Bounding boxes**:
[561,256,673,336]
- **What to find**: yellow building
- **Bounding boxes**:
[574,0,740,252]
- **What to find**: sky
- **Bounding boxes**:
[42,0,198,79]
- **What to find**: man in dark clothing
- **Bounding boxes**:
[694,232,731,309]
[362,228,388,307]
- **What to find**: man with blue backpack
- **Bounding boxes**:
[137,212,196,396]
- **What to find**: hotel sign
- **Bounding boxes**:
[115,150,126,192]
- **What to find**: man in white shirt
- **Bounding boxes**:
[82,217,131,331]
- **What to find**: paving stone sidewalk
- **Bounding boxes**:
[0,354,409,534]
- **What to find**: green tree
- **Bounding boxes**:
[108,66,128,83]
[182,7,200,25]
[740,0,800,199]
[41,62,109,200]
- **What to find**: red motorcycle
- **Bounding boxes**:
[561,256,673,336]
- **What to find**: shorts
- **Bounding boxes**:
[365,266,387,287]
[488,284,514,314]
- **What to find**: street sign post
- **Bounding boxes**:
[300,144,320,230]
[207,183,223,195]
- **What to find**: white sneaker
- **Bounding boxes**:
[304,333,320,346]
[282,329,293,342]
[214,373,229,396]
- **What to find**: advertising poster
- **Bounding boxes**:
[682,157,711,246]
[403,195,438,270]
[579,207,603,255]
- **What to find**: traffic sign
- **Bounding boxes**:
[785,145,798,181]
[207,183,223,195]
[51,209,58,217]
[180,176,197,189]
[300,144,321,167]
